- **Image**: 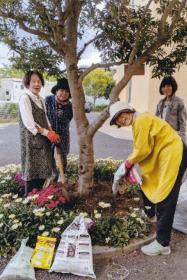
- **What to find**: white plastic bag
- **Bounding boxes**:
[0,238,36,280]
[112,163,142,195]
[173,180,187,234]
[50,215,96,278]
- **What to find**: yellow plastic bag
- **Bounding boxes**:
[31,236,56,270]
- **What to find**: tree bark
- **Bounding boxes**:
[78,134,94,196]
[65,53,95,196]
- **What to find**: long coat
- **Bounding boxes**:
[45,95,73,156]
[156,95,187,143]
[127,113,183,204]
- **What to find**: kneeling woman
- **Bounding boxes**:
[110,101,187,256]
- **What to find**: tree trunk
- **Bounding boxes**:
[77,134,94,196]
[65,53,95,196]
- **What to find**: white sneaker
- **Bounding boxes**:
[141,240,171,256]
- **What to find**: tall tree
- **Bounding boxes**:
[0,0,186,196]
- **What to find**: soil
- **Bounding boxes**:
[64,181,142,217]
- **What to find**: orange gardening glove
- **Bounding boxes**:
[47,131,61,143]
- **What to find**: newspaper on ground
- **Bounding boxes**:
[50,215,96,278]
[0,238,36,280]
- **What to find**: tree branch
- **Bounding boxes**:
[79,60,126,83]
[158,0,179,34]
[169,0,187,32]
[77,34,102,61]
[128,0,154,65]
[88,109,109,137]
[0,10,67,55]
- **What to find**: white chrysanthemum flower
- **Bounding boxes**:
[30,194,39,200]
[34,212,44,217]
[18,222,22,227]
[0,198,3,203]
[11,224,19,230]
[13,219,19,223]
[133,197,140,201]
[9,214,16,219]
[130,213,136,218]
[22,198,30,204]
[46,212,51,216]
[79,212,88,218]
[0,223,3,227]
[33,207,45,214]
[98,202,111,208]
[57,219,64,225]
[15,198,22,203]
[1,194,10,198]
[42,231,49,236]
[0,214,4,219]
[94,210,98,214]
[12,194,18,199]
[48,195,53,199]
[133,208,140,211]
[55,213,59,217]
[94,213,101,219]
[145,206,152,210]
[105,237,111,244]
[3,203,10,208]
[52,227,60,233]
[39,225,45,231]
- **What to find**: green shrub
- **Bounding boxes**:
[0,103,19,121]
[92,104,108,112]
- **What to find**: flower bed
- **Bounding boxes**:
[0,160,151,256]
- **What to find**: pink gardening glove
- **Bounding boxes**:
[124,159,133,170]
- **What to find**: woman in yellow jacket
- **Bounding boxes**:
[110,101,187,256]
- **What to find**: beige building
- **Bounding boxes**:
[114,64,187,114]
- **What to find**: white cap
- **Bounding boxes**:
[109,101,135,126]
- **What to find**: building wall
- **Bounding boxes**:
[0,78,55,102]
[115,64,187,114]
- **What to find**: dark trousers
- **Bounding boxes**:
[142,143,187,246]
[24,179,45,196]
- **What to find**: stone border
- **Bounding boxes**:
[93,232,156,260]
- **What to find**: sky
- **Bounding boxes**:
[0,36,102,69]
